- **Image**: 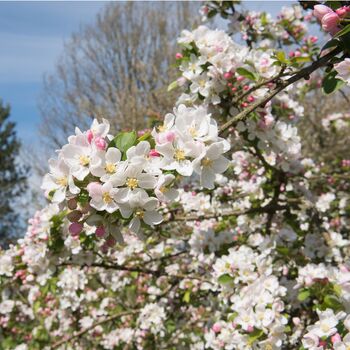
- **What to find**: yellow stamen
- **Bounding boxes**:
[126,178,139,190]
[105,162,116,174]
[189,127,197,138]
[103,192,113,204]
[174,149,186,161]
[159,186,168,193]
[79,155,90,166]
[157,125,166,132]
[201,157,213,167]
[56,177,67,187]
[135,210,144,219]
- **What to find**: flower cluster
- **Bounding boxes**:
[42,104,229,242]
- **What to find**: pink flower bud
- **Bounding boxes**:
[94,136,107,150]
[237,76,245,82]
[87,182,102,197]
[336,6,350,17]
[313,5,333,21]
[224,71,233,79]
[331,333,341,343]
[86,130,94,144]
[95,226,106,238]
[247,96,255,103]
[212,323,221,333]
[321,12,340,33]
[69,222,83,236]
[246,325,254,333]
[294,51,301,57]
[289,51,295,58]
[106,236,116,247]
[175,53,183,59]
[149,149,160,157]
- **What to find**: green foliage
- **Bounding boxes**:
[0,100,28,246]
[109,131,137,157]
[218,273,233,284]
[236,67,257,81]
[322,70,345,94]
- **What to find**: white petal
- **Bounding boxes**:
[143,210,163,226]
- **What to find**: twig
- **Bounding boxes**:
[219,47,342,135]
[52,310,139,349]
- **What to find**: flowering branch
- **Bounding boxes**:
[52,309,140,349]
[219,46,342,135]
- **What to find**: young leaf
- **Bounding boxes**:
[236,67,257,81]
[298,289,310,302]
[112,131,137,153]
[218,273,233,284]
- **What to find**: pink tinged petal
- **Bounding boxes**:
[321,12,340,32]
[313,5,333,21]
[87,182,103,198]
[143,211,163,226]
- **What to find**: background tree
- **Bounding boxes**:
[0,100,28,246]
[39,1,199,153]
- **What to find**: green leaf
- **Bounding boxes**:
[334,24,350,39]
[248,329,264,344]
[276,51,287,63]
[322,70,345,94]
[276,246,290,256]
[111,131,137,153]
[236,67,257,81]
[183,290,191,303]
[298,289,310,302]
[137,132,151,142]
[323,295,343,311]
[167,80,178,92]
[218,273,233,284]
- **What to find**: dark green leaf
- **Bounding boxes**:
[322,70,345,94]
[334,24,350,39]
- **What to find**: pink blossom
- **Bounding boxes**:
[87,182,102,197]
[95,226,106,238]
[156,131,176,144]
[212,323,221,333]
[94,136,107,150]
[321,12,340,34]
[331,333,341,343]
[175,52,183,59]
[86,129,94,144]
[313,5,333,21]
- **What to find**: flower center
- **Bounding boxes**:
[79,155,90,166]
[201,157,213,167]
[126,178,139,190]
[157,125,166,132]
[103,192,113,204]
[135,209,144,219]
[159,186,168,193]
[105,163,116,174]
[56,177,67,187]
[174,149,186,161]
[189,127,197,138]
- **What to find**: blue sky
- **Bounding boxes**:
[0,1,106,144]
[0,1,321,146]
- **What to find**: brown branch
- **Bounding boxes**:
[52,309,139,349]
[219,46,342,135]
